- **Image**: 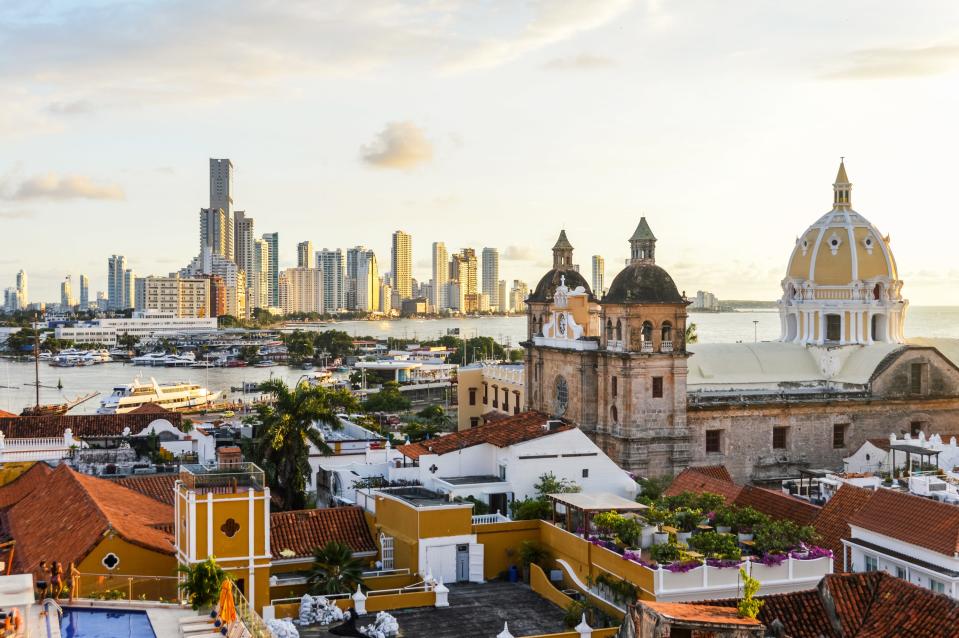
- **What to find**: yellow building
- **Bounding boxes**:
[174,463,272,611]
[457,363,526,430]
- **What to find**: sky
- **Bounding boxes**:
[3,0,959,305]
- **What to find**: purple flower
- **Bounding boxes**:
[757,553,788,567]
[664,560,703,573]
[791,546,833,560]
[705,558,743,569]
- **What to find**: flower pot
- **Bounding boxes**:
[676,531,692,545]
[716,526,732,534]
[653,532,669,545]
[737,532,754,542]
[641,525,658,549]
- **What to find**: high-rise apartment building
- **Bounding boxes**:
[250,238,271,310]
[60,275,74,308]
[346,246,366,310]
[498,280,507,314]
[3,288,18,313]
[135,275,212,318]
[380,282,392,316]
[354,249,379,313]
[431,242,448,312]
[482,247,499,311]
[79,274,89,310]
[278,268,323,315]
[209,158,233,215]
[591,255,605,297]
[16,270,27,309]
[123,269,136,310]
[391,231,412,301]
[297,241,313,269]
[182,247,246,318]
[262,233,279,307]
[450,248,478,312]
[234,211,255,274]
[107,255,126,310]
[200,207,234,261]
[316,249,346,312]
[510,280,529,313]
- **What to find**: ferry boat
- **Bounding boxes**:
[97,378,221,414]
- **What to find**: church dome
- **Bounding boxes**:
[785,161,898,286]
[603,263,683,304]
[528,230,594,303]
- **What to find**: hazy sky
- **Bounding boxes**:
[3,0,959,304]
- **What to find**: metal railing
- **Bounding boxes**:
[660,340,673,353]
[640,341,653,353]
[234,582,272,638]
[74,572,180,602]
[179,462,265,492]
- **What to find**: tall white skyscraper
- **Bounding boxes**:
[234,211,255,274]
[200,207,234,261]
[592,255,605,297]
[79,274,89,310]
[209,158,233,215]
[60,275,74,308]
[354,249,379,312]
[123,268,136,309]
[251,238,271,310]
[391,231,412,301]
[316,248,346,312]
[431,242,448,312]
[16,270,27,309]
[297,241,313,268]
[107,255,126,310]
[482,247,499,311]
[262,233,279,306]
[278,268,324,315]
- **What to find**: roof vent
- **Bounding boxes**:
[545,420,564,432]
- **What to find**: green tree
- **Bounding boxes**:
[284,330,316,361]
[177,557,229,610]
[117,332,138,349]
[363,381,411,413]
[401,419,441,443]
[685,322,699,345]
[308,541,366,595]
[250,379,360,510]
[218,314,240,328]
[314,330,355,360]
[737,567,764,619]
[534,472,581,498]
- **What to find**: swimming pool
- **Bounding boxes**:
[60,608,157,638]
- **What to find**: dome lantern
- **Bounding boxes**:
[833,158,852,209]
[629,217,657,265]
[552,230,574,269]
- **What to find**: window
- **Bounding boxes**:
[895,566,907,580]
[826,314,841,342]
[503,388,509,411]
[611,376,618,398]
[931,579,945,594]
[611,405,618,423]
[102,553,120,570]
[911,363,924,394]
[220,518,240,538]
[833,424,847,449]
[773,426,788,449]
[911,421,923,437]
[864,555,878,572]
[554,376,569,415]
[641,321,653,342]
[582,468,589,478]
[652,377,664,398]
[469,417,480,428]
[498,465,506,481]
[706,430,722,454]
[468,388,476,406]
[492,384,499,408]
[483,383,488,405]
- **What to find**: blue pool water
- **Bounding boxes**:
[60,608,157,638]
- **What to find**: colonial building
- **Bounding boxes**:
[525,162,959,481]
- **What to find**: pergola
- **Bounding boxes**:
[549,492,648,537]
[889,442,941,475]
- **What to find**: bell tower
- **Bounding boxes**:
[629,217,657,265]
[552,230,574,269]
[833,159,851,209]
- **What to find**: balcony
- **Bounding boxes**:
[472,513,511,525]
[179,462,265,493]
[660,340,673,353]
[641,341,653,353]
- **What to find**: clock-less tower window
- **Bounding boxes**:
[554,375,569,415]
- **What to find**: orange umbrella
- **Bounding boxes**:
[217,580,237,625]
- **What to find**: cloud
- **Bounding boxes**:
[822,44,959,80]
[503,245,540,261]
[543,53,615,70]
[8,173,125,201]
[45,100,93,116]
[360,122,433,169]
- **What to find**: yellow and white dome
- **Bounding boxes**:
[779,161,907,346]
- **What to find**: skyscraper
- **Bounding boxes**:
[391,231,412,301]
[316,249,346,312]
[234,211,255,274]
[482,247,499,311]
[16,270,27,309]
[199,207,234,261]
[450,248,478,312]
[60,275,73,308]
[209,158,233,215]
[262,233,279,306]
[498,280,507,314]
[79,274,89,310]
[431,242,448,312]
[297,241,313,269]
[355,249,379,312]
[278,268,324,315]
[107,255,126,310]
[251,238,271,310]
[123,268,136,309]
[592,255,605,297]
[510,279,529,313]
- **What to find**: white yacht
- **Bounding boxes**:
[131,352,168,366]
[162,352,196,367]
[97,377,221,414]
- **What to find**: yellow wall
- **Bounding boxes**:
[475,520,542,580]
[419,506,472,539]
[813,229,853,285]
[76,535,178,601]
[456,366,526,431]
[787,230,818,279]
[854,227,892,280]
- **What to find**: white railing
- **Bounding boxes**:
[472,513,511,525]
[651,556,832,600]
[640,341,653,353]
[660,340,673,353]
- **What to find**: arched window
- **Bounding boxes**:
[611,376,618,398]
[873,284,882,301]
[611,405,618,423]
[641,321,653,342]
[661,321,672,342]
[615,319,622,341]
[605,319,613,340]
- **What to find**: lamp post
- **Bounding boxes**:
[753,320,759,343]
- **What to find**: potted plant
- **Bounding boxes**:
[518,540,552,583]
[712,506,736,534]
[178,557,229,611]
[674,508,702,545]
[650,542,681,566]
[733,507,768,543]
[645,506,673,545]
[688,531,742,561]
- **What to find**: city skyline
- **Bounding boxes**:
[4,2,959,304]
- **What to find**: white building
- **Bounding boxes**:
[352,248,379,313]
[845,431,959,476]
[199,207,233,261]
[234,211,255,275]
[432,242,448,312]
[278,267,323,315]
[392,230,412,300]
[510,280,529,313]
[55,311,217,345]
[15,269,27,309]
[591,255,605,298]
[107,255,126,310]
[482,247,499,311]
[60,275,74,308]
[135,275,211,318]
[262,232,279,307]
[250,238,271,310]
[122,268,136,310]
[182,246,246,318]
[316,248,346,312]
[297,241,313,269]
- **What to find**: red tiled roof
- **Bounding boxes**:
[128,402,172,414]
[847,487,959,556]
[640,601,761,627]
[4,465,174,573]
[0,409,16,418]
[0,412,182,438]
[0,463,52,509]
[812,485,877,572]
[113,474,179,506]
[664,467,743,503]
[398,411,567,459]
[734,485,821,526]
[270,506,376,560]
[686,465,734,483]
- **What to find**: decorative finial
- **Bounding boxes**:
[560,275,566,287]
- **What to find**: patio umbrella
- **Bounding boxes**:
[217,580,238,625]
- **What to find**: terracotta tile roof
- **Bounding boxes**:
[0,411,182,439]
[734,485,821,526]
[398,411,567,459]
[812,484,877,572]
[270,506,376,560]
[113,474,179,506]
[4,465,174,574]
[663,467,742,504]
[0,409,16,418]
[640,601,762,627]
[686,465,734,483]
[847,487,959,556]
[128,402,172,414]
[0,463,52,509]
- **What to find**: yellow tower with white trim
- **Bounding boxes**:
[175,463,272,612]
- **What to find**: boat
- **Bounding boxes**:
[97,378,222,414]
[132,352,168,366]
[191,360,216,368]
[20,391,99,416]
[225,360,247,368]
[163,352,196,367]
[253,360,275,368]
[301,362,314,370]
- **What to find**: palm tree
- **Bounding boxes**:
[308,541,365,595]
[685,322,699,345]
[251,379,360,510]
[178,557,229,610]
